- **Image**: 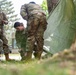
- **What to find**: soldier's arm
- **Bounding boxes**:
[15,31,21,48]
[20,4,28,20]
[2,12,8,25]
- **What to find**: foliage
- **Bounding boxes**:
[0,0,20,45]
[0,0,19,22]
[41,0,48,17]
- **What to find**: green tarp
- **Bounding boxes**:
[44,0,76,54]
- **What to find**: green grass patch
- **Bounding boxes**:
[0,59,70,75]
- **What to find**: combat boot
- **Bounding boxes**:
[34,51,42,60]
[21,51,32,61]
[26,51,32,60]
[4,53,11,61]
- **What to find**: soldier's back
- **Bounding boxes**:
[26,3,44,15]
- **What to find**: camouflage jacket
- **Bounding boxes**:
[15,29,27,50]
[0,11,8,35]
[20,3,45,20]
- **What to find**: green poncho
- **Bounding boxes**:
[44,0,76,54]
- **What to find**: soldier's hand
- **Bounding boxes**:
[23,16,28,20]
[2,20,8,25]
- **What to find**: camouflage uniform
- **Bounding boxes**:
[15,29,27,60]
[20,2,47,59]
[0,11,10,56]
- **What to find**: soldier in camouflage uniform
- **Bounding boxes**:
[14,22,27,61]
[20,2,47,60]
[0,11,11,61]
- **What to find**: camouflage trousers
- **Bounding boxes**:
[0,39,3,54]
[25,13,47,59]
[15,30,28,60]
[0,31,10,54]
[19,50,26,61]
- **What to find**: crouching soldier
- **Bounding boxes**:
[14,22,42,61]
[14,22,28,61]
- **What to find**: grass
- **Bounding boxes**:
[0,58,71,75]
[0,51,76,75]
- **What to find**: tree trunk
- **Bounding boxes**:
[47,0,59,14]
